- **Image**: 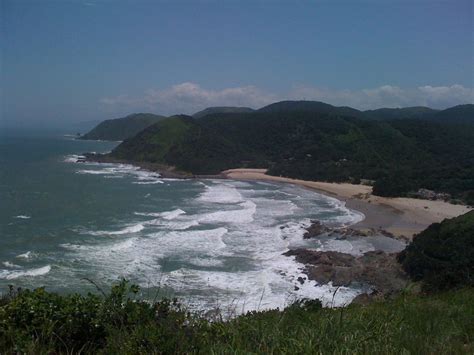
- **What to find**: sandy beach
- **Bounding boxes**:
[222,169,472,239]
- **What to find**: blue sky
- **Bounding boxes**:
[1,0,473,127]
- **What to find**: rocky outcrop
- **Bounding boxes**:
[303,220,404,241]
[414,188,451,201]
[284,249,408,296]
[303,221,331,238]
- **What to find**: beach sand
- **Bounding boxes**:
[222,169,472,239]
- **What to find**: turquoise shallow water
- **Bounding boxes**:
[0,131,402,312]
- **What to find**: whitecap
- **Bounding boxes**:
[161,209,186,220]
[14,215,31,219]
[197,201,256,224]
[149,227,228,253]
[132,180,164,185]
[76,169,111,175]
[134,209,185,220]
[0,265,51,280]
[197,183,243,204]
[146,219,199,230]
[85,223,145,236]
[64,154,85,163]
[2,261,20,268]
[16,251,33,259]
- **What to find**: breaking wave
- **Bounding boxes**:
[0,265,51,280]
[12,162,370,312]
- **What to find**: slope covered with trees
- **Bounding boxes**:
[399,211,474,292]
[107,102,474,203]
[80,113,166,141]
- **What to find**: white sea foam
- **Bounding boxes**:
[316,238,375,256]
[150,227,228,253]
[2,261,20,268]
[16,251,33,259]
[133,180,164,184]
[197,201,256,224]
[134,212,162,217]
[77,169,111,175]
[0,265,51,280]
[135,209,185,220]
[279,219,313,243]
[64,154,85,163]
[14,215,31,219]
[75,162,163,185]
[85,223,145,236]
[23,176,369,312]
[161,209,186,220]
[146,219,199,230]
[197,183,243,204]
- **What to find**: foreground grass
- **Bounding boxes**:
[1,282,473,354]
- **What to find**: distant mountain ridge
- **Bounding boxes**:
[192,106,254,119]
[362,106,438,120]
[80,113,166,141]
[257,100,473,123]
[81,102,473,141]
[258,100,364,118]
[431,104,474,123]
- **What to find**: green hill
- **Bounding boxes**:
[79,113,166,141]
[192,106,254,119]
[112,115,198,163]
[399,211,474,291]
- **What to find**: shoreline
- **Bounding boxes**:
[222,168,472,240]
[76,158,472,297]
[83,155,472,240]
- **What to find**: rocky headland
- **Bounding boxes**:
[285,220,411,304]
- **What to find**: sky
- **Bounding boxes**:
[1,0,473,128]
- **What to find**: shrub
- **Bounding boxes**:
[1,284,474,353]
[0,280,193,353]
[398,211,474,292]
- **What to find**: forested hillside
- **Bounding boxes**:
[109,108,474,204]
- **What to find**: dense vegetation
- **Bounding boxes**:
[80,113,166,141]
[109,103,474,203]
[1,280,473,354]
[399,211,474,292]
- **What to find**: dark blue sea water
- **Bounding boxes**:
[0,130,402,312]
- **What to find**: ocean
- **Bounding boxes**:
[0,130,403,313]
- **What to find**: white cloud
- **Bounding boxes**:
[100,82,473,115]
[100,82,276,115]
